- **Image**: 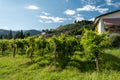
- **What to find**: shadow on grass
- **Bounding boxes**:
[67,53,120,72]
[19,52,120,72]
[101,53,120,71]
[67,59,95,72]
[19,55,54,68]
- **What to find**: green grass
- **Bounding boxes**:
[0,48,120,80]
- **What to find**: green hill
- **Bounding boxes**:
[44,20,94,36]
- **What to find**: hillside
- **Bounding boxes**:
[24,29,41,36]
[0,20,93,38]
[0,29,16,35]
[44,20,94,36]
[0,29,41,36]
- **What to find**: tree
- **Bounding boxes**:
[13,38,16,58]
[51,34,78,68]
[14,30,24,39]
[80,29,110,72]
[35,36,48,56]
[0,40,9,56]
[14,31,21,39]
[24,32,30,38]
[0,35,3,39]
[26,37,35,60]
[53,42,57,69]
[7,30,13,39]
[20,30,24,39]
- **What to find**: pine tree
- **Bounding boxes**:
[7,30,13,39]
[20,30,24,39]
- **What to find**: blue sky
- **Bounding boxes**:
[0,0,120,30]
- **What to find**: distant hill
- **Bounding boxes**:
[24,29,41,36]
[0,20,93,38]
[0,29,16,36]
[0,29,41,36]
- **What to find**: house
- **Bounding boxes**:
[94,10,120,34]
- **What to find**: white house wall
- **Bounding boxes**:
[98,19,105,34]
[98,11,120,33]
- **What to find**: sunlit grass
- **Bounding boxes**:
[0,48,120,80]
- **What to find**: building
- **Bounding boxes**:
[94,10,120,34]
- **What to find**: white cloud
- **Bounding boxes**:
[26,5,39,10]
[44,20,53,23]
[41,11,50,15]
[64,9,76,15]
[105,0,120,7]
[39,15,66,23]
[81,0,100,5]
[39,20,54,23]
[105,0,112,5]
[76,5,109,13]
[73,14,84,21]
[89,18,95,21]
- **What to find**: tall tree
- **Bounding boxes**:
[14,31,21,39]
[7,30,13,39]
[0,35,3,39]
[14,30,24,39]
[20,30,24,39]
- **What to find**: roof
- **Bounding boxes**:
[96,9,120,19]
[94,10,120,26]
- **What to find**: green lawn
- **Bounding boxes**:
[0,48,120,80]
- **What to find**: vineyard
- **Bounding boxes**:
[0,30,120,80]
[0,33,80,68]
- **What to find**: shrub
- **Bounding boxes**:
[109,33,120,47]
[80,29,110,71]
